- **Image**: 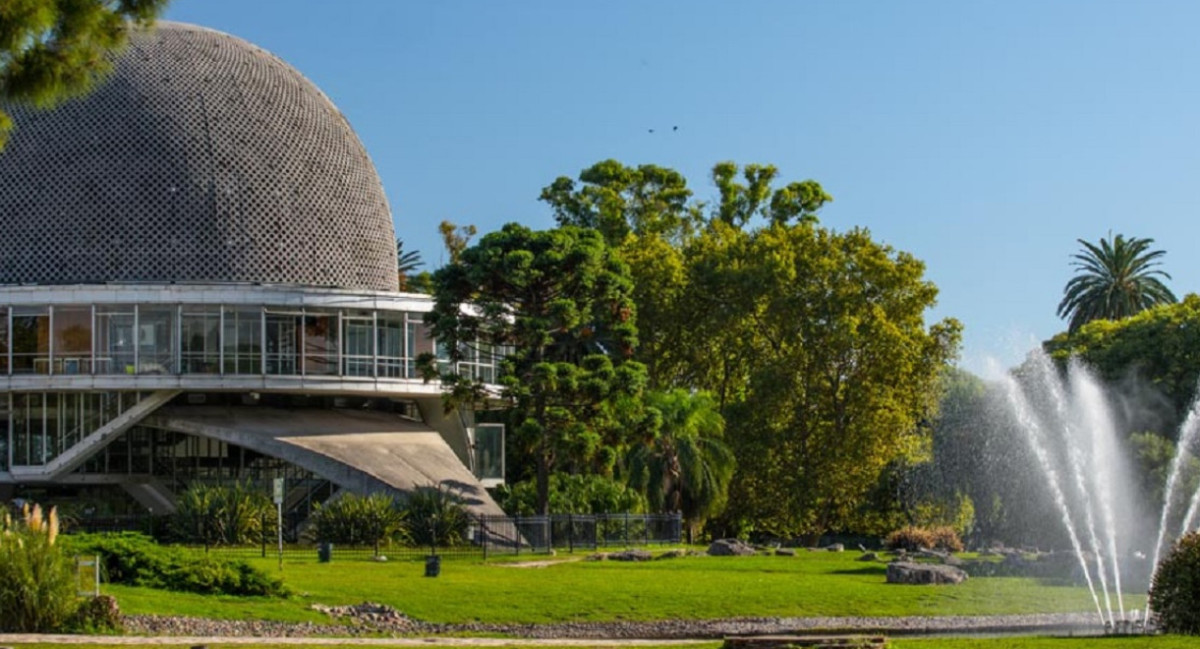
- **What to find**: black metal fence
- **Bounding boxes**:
[66,512,683,561]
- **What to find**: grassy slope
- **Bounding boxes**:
[106,552,1148,624]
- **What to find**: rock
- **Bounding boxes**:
[607,549,653,561]
[585,553,608,561]
[941,554,965,567]
[825,543,845,552]
[886,561,968,585]
[708,538,757,556]
[656,549,687,560]
[775,548,796,557]
[857,552,879,562]
[371,555,388,562]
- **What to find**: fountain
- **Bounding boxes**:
[997,348,1200,632]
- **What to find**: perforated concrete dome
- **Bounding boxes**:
[0,22,398,291]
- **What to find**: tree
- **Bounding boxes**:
[395,238,422,291]
[1057,233,1176,334]
[425,223,651,514]
[710,223,960,540]
[626,388,735,536]
[0,0,169,149]
[1046,294,1200,422]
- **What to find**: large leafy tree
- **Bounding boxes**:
[626,389,734,534]
[1057,233,1176,334]
[712,223,960,540]
[425,223,651,514]
[0,0,168,149]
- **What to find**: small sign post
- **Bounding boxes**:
[273,477,284,571]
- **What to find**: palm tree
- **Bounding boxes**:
[396,238,423,291]
[1057,233,1176,334]
[626,389,735,539]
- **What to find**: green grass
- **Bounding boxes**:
[893,638,1200,649]
[4,639,1200,649]
[103,550,1148,625]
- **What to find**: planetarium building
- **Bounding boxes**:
[0,22,505,522]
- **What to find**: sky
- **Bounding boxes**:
[164,1,1200,376]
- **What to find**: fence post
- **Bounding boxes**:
[643,514,649,546]
[515,514,521,556]
[546,514,553,554]
[624,511,630,548]
[567,514,573,554]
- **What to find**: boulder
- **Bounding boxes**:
[608,549,653,562]
[825,543,845,552]
[708,538,757,556]
[886,561,968,585]
[857,552,880,562]
[775,548,797,557]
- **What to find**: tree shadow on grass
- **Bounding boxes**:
[830,565,888,576]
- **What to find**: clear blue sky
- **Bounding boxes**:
[164,0,1200,376]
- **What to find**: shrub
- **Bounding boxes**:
[1150,531,1200,634]
[885,525,963,553]
[62,531,287,597]
[172,481,275,546]
[0,504,79,632]
[928,526,965,553]
[405,485,470,547]
[309,492,408,550]
[72,595,123,633]
[498,473,647,515]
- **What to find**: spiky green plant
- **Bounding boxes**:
[309,492,409,553]
[0,504,80,632]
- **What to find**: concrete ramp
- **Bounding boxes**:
[142,406,505,517]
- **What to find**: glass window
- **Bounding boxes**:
[52,307,92,375]
[265,311,300,375]
[95,306,135,375]
[181,307,221,374]
[12,393,43,466]
[0,308,8,375]
[222,308,261,374]
[343,312,374,377]
[303,311,338,376]
[474,423,504,481]
[11,307,49,375]
[137,307,176,374]
[377,313,405,378]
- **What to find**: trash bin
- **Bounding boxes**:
[424,554,441,577]
[318,542,333,563]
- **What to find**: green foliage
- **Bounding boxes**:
[427,222,651,514]
[539,160,954,540]
[0,504,79,632]
[62,531,287,597]
[309,492,408,548]
[1046,294,1200,420]
[499,473,647,515]
[626,389,734,532]
[404,485,470,547]
[1056,233,1176,334]
[171,481,275,546]
[540,159,701,246]
[396,237,423,291]
[714,223,961,539]
[0,0,169,149]
[1150,531,1200,634]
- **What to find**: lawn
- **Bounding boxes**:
[105,550,1148,625]
[4,637,1200,649]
